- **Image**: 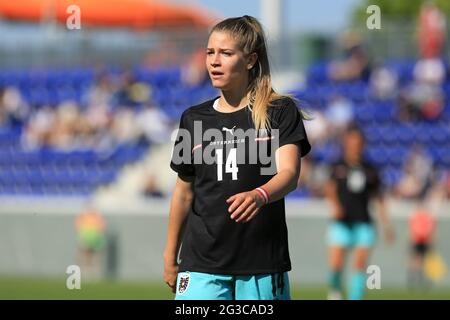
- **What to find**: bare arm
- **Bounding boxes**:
[324,179,344,220]
[227,143,301,222]
[163,175,194,292]
[260,143,301,200]
[375,194,395,243]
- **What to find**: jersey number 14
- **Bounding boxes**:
[216,148,238,181]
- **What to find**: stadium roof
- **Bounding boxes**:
[0,0,216,29]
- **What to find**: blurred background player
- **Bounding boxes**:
[75,204,107,280]
[324,124,395,300]
[407,199,436,290]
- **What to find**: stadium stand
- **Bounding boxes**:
[0,60,448,197]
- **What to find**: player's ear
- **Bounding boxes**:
[247,52,258,70]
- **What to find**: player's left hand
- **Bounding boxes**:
[226,190,265,223]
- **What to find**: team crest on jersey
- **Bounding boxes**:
[347,169,366,192]
[178,272,190,295]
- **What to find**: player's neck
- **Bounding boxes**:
[220,89,249,111]
[344,155,361,166]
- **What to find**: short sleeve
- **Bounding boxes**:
[275,98,311,157]
[170,110,195,177]
[367,165,381,196]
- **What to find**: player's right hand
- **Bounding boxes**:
[164,262,179,293]
[226,190,264,223]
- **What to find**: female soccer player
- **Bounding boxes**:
[163,15,310,300]
[325,125,394,300]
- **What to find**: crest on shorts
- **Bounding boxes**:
[178,272,190,295]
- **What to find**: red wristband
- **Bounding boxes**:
[255,187,269,204]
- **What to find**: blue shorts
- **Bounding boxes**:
[327,222,376,248]
[175,271,290,300]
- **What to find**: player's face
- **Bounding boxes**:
[206,31,250,91]
[344,131,364,160]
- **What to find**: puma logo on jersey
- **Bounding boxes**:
[222,126,236,135]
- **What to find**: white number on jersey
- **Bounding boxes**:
[216,148,238,181]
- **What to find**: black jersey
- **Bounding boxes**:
[329,159,381,224]
[170,96,310,275]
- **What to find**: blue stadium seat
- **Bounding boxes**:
[365,146,389,166]
[395,125,415,145]
[381,166,402,188]
[386,146,409,166]
[307,62,330,84]
[385,59,415,84]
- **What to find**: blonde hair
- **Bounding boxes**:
[210,15,289,131]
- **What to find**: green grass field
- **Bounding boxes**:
[0,276,449,300]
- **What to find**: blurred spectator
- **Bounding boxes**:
[418,1,446,59]
[0,86,30,128]
[414,57,446,85]
[21,68,168,151]
[324,95,354,136]
[22,105,55,149]
[394,146,433,199]
[48,101,81,150]
[369,67,398,100]
[136,103,174,145]
[83,103,114,151]
[181,48,209,87]
[84,71,117,108]
[397,58,445,122]
[142,174,165,198]
[115,70,152,107]
[85,103,111,132]
[23,100,140,151]
[111,106,140,145]
[303,110,330,146]
[328,31,371,82]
